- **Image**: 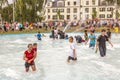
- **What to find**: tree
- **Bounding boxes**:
[92,9,97,19]
[56,9,61,20]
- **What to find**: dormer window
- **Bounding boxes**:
[57,1,64,7]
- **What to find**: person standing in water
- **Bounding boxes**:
[67,36,77,63]
[88,31,96,49]
[51,27,55,40]
[36,32,42,40]
[32,43,37,59]
[106,29,111,39]
[84,30,89,45]
[23,44,36,72]
[114,26,119,36]
[96,29,113,57]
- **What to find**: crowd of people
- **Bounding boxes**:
[24,26,117,72]
[0,19,120,32]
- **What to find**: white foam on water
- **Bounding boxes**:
[0,33,120,80]
[2,68,21,80]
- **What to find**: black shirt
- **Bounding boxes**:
[97,35,109,47]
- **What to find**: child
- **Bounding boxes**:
[84,30,89,45]
[107,29,111,39]
[67,36,77,63]
[32,43,37,59]
[36,32,42,40]
[88,31,96,49]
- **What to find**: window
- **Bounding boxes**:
[68,2,70,5]
[74,1,76,5]
[52,15,58,20]
[73,8,77,13]
[67,15,70,20]
[99,8,105,12]
[86,1,89,5]
[60,15,64,20]
[107,7,113,11]
[73,15,77,19]
[107,14,112,18]
[99,14,105,18]
[86,14,89,19]
[92,8,96,12]
[60,9,64,12]
[48,9,50,13]
[85,8,89,13]
[67,8,70,13]
[57,1,64,7]
[48,15,50,19]
[52,9,57,13]
[92,0,95,5]
[47,3,50,6]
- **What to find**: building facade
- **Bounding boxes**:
[45,0,117,21]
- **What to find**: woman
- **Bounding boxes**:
[23,44,36,72]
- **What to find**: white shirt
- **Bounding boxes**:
[69,42,76,57]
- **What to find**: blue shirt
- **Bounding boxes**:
[37,33,42,39]
[89,34,96,44]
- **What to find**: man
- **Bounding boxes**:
[96,29,113,57]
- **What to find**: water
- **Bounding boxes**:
[0,33,120,80]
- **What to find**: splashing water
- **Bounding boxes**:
[0,33,120,80]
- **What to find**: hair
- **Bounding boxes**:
[84,30,87,33]
[101,29,106,32]
[107,29,110,31]
[27,44,32,48]
[33,43,37,46]
[38,32,40,33]
[69,36,74,41]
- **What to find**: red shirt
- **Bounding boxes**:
[32,48,37,52]
[24,50,34,63]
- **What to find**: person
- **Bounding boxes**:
[96,29,113,57]
[23,44,36,72]
[106,29,111,39]
[84,30,89,44]
[67,36,77,63]
[75,35,83,43]
[32,43,37,59]
[51,27,55,39]
[114,26,119,36]
[54,28,58,39]
[88,31,96,49]
[36,32,42,40]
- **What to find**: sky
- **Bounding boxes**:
[8,0,14,4]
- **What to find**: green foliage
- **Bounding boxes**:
[92,9,97,19]
[0,0,44,23]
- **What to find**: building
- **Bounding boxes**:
[44,0,117,21]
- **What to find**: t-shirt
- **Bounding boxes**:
[32,48,37,52]
[37,33,42,39]
[24,50,34,63]
[114,27,119,32]
[69,43,76,57]
[89,34,96,44]
[97,35,108,47]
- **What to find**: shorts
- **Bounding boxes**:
[89,44,95,48]
[25,61,35,68]
[68,56,77,61]
[38,38,41,40]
